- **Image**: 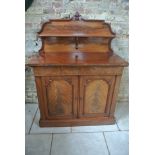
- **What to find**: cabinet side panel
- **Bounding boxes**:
[110,75,122,116]
[35,77,46,120]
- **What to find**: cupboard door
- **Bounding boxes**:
[42,76,78,119]
[79,76,115,118]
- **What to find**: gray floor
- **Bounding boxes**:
[25,102,129,155]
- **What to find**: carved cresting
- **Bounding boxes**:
[71,11,82,20]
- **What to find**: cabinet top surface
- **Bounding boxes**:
[27,53,128,67]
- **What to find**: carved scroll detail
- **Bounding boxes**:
[45,80,52,88]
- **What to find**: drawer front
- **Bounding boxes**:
[33,66,123,76]
[79,67,123,75]
[33,66,79,76]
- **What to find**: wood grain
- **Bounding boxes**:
[33,66,123,76]
[44,37,111,53]
[39,116,115,127]
[46,79,72,116]
[41,76,78,120]
[84,80,108,114]
[79,76,115,118]
[35,77,46,120]
[37,18,115,56]
[38,20,115,37]
[27,53,128,67]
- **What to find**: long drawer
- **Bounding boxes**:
[33,66,123,76]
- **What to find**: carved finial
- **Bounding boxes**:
[72,12,81,20]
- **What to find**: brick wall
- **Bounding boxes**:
[25,0,129,103]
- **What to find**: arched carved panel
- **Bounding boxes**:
[46,79,73,117]
[84,80,109,114]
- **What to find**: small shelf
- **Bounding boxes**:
[37,14,116,56]
[43,37,113,53]
[38,32,115,38]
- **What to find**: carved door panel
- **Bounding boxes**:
[42,76,78,119]
[79,76,115,118]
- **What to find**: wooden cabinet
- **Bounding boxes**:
[32,65,125,127]
[27,12,128,127]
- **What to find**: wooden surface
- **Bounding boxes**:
[27,53,128,67]
[33,66,124,76]
[32,66,126,126]
[38,20,115,37]
[42,76,78,119]
[44,37,111,53]
[38,17,115,55]
[79,76,115,118]
[27,13,128,127]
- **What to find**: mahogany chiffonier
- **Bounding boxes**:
[27,12,128,127]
